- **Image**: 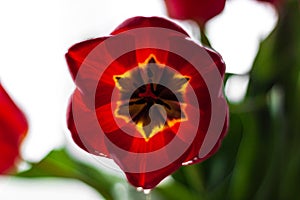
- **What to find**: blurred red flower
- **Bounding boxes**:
[66,16,228,189]
[0,84,28,174]
[164,0,226,27]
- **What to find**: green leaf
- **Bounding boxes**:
[171,164,205,196]
[16,148,119,200]
[203,113,243,199]
[236,1,300,199]
[227,111,263,200]
[155,180,200,200]
[247,25,277,96]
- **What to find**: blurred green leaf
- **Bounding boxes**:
[275,1,300,199]
[203,113,243,200]
[171,164,205,196]
[247,28,277,96]
[233,1,300,199]
[248,0,300,97]
[155,180,200,200]
[16,148,119,200]
[227,110,265,200]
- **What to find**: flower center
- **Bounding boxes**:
[114,55,190,141]
[138,84,158,100]
[128,83,179,135]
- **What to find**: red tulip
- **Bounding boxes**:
[66,16,228,189]
[0,84,28,174]
[164,0,226,27]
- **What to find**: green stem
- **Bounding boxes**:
[199,25,212,48]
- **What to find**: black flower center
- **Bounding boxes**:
[114,55,190,141]
[129,83,179,129]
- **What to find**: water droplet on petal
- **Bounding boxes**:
[182,160,193,166]
[143,189,151,195]
[136,187,143,192]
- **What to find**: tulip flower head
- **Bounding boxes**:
[164,0,226,27]
[0,84,28,174]
[66,16,228,189]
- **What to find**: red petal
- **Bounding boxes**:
[0,142,19,173]
[124,160,181,189]
[67,89,110,157]
[205,48,226,77]
[0,84,28,173]
[95,50,138,108]
[184,98,229,164]
[111,16,189,36]
[108,124,189,189]
[104,124,178,153]
[66,37,110,81]
[167,36,225,77]
[66,36,115,98]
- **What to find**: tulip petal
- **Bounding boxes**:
[67,89,110,157]
[0,84,28,173]
[111,16,189,36]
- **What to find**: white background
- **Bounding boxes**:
[0,0,276,199]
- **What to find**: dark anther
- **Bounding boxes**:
[148,57,156,63]
[114,76,121,81]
